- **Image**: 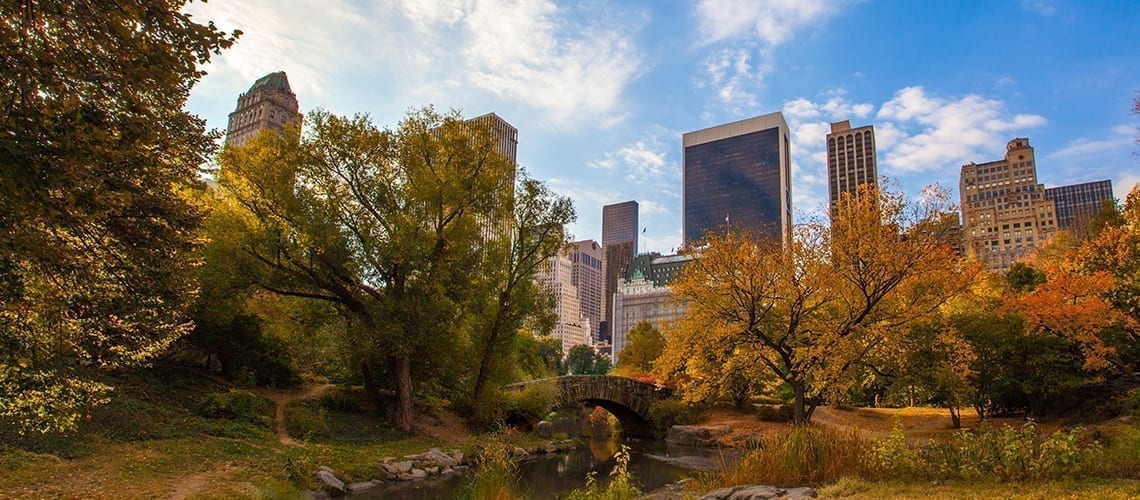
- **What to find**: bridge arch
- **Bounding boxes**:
[506,375,672,438]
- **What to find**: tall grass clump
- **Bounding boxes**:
[700,426,872,489]
[1086,423,1140,479]
[564,445,641,500]
[466,434,522,499]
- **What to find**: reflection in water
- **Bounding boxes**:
[365,435,732,499]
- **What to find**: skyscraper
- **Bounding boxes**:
[225,71,300,147]
[569,240,604,341]
[959,138,1058,272]
[463,113,518,243]
[1046,179,1114,238]
[682,112,792,246]
[535,250,589,356]
[826,120,878,214]
[600,201,638,342]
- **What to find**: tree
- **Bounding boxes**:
[467,173,573,404]
[219,108,551,432]
[0,1,236,434]
[615,321,665,375]
[658,184,974,425]
[1006,262,1046,292]
[565,345,609,375]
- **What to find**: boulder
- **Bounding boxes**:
[410,468,427,480]
[512,446,528,457]
[450,449,465,465]
[666,425,732,447]
[426,466,440,476]
[424,448,457,468]
[316,470,346,496]
[377,463,398,479]
[544,443,557,453]
[393,461,413,474]
[699,485,817,500]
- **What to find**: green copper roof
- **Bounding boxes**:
[248,71,292,94]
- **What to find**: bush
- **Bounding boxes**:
[195,389,272,424]
[756,404,794,422]
[647,399,703,438]
[919,422,1099,481]
[318,388,361,413]
[509,382,558,426]
[284,404,328,441]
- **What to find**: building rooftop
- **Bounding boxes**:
[247,71,293,94]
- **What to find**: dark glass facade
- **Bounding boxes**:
[684,127,784,244]
[1046,180,1113,234]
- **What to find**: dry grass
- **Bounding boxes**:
[696,425,873,489]
[820,478,1140,499]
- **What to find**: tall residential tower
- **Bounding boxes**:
[682,112,792,246]
[826,120,878,214]
[1046,179,1114,238]
[225,71,300,147]
[959,138,1058,272]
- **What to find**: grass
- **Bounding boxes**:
[819,478,1140,498]
[0,366,462,498]
[696,425,873,490]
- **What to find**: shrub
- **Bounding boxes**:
[284,404,328,441]
[647,399,703,438]
[920,422,1098,481]
[755,404,794,422]
[509,382,558,426]
[318,388,361,413]
[870,419,922,478]
[195,389,272,424]
[466,433,521,499]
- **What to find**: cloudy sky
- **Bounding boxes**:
[185,0,1140,254]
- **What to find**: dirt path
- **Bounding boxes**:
[258,384,335,445]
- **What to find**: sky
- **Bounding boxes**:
[184,0,1140,255]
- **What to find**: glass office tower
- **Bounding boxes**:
[682,112,792,246]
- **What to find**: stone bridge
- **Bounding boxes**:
[505,375,672,437]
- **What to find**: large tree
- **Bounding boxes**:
[658,185,974,425]
[219,108,568,431]
[0,1,236,434]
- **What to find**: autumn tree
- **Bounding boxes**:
[0,1,236,434]
[658,184,973,425]
[565,345,610,375]
[614,321,666,376]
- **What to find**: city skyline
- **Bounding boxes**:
[185,1,1140,254]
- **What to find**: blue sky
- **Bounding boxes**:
[185,0,1140,254]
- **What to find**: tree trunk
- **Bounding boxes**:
[472,311,505,404]
[949,405,961,428]
[393,354,414,433]
[792,380,808,426]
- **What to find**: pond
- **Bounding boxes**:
[360,435,740,498]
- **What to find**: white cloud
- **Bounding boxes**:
[876,86,1046,174]
[694,0,846,45]
[1020,0,1056,15]
[779,88,1046,219]
[459,0,645,125]
[186,0,645,128]
[691,0,853,119]
[1047,125,1134,159]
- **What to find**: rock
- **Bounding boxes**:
[699,485,817,500]
[426,466,440,475]
[545,443,557,453]
[397,472,413,481]
[450,449,465,465]
[393,461,413,474]
[410,468,427,480]
[377,463,398,479]
[425,447,457,467]
[316,470,346,496]
[535,420,553,438]
[666,425,732,447]
[346,481,378,494]
[318,465,333,473]
[441,466,454,475]
[512,446,528,457]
